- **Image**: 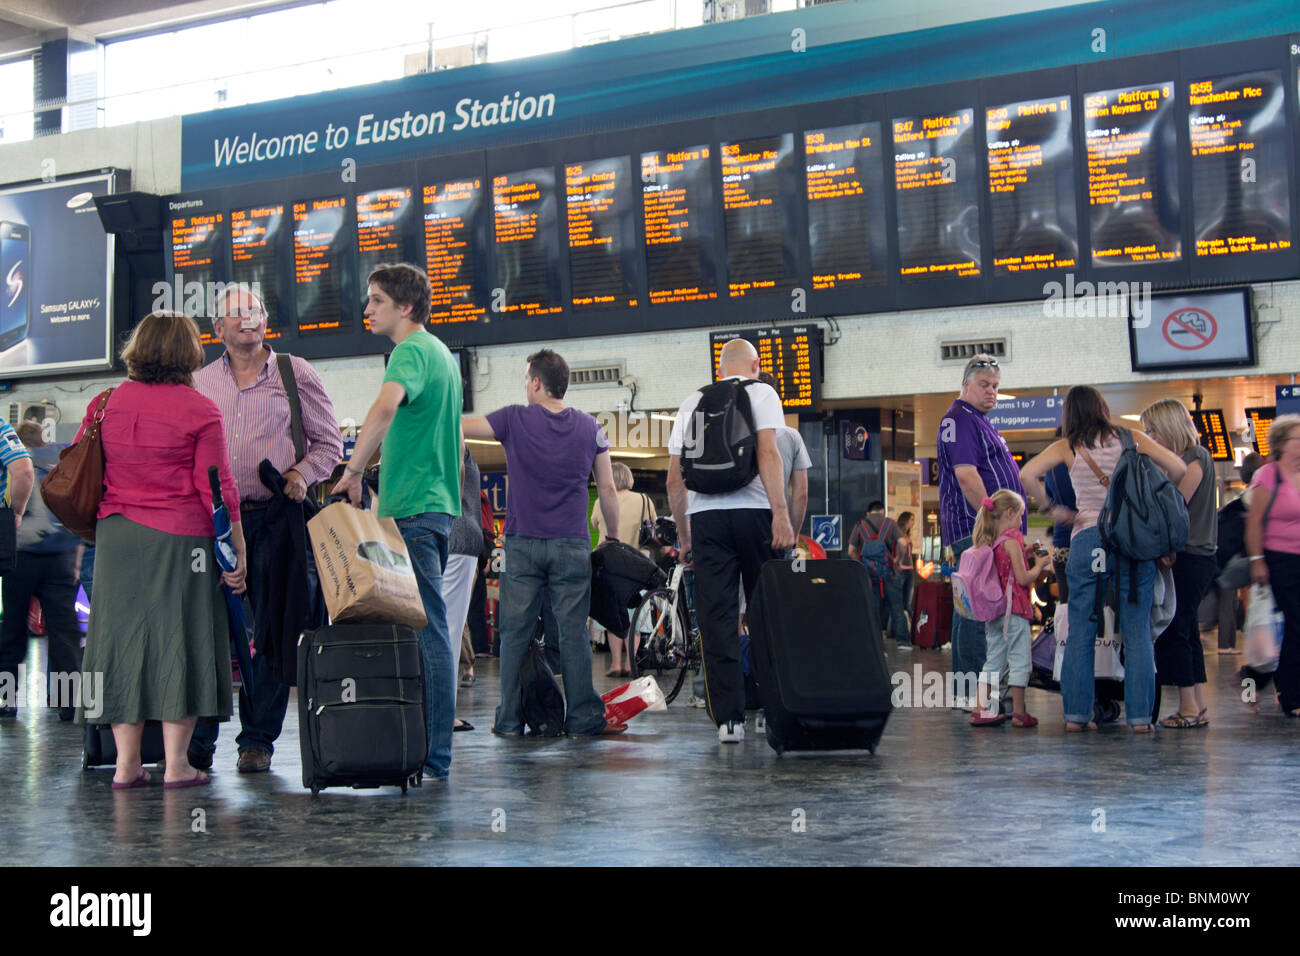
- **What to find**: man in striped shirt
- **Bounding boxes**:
[936,354,1026,708]
[189,285,344,773]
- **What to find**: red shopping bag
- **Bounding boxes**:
[602,676,668,724]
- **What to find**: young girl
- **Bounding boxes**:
[970,490,1050,728]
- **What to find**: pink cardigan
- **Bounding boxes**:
[77,381,242,537]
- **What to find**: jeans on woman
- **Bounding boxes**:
[1063,526,1156,726]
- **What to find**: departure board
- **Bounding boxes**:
[709,325,821,411]
[493,168,562,316]
[892,108,981,281]
[1246,406,1275,458]
[1188,70,1293,257]
[292,196,351,335]
[986,96,1079,274]
[641,146,718,305]
[169,211,225,343]
[1083,81,1181,266]
[1191,408,1233,461]
[423,177,487,324]
[804,123,888,290]
[565,156,638,310]
[720,134,798,297]
[356,187,415,329]
[229,204,284,342]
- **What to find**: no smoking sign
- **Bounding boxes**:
[1162,307,1218,351]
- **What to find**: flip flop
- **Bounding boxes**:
[163,770,211,790]
[111,768,151,790]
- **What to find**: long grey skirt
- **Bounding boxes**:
[77,514,233,725]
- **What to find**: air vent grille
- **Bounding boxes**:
[939,339,1007,362]
[569,363,625,387]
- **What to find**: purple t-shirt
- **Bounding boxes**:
[486,403,610,540]
[936,398,1027,546]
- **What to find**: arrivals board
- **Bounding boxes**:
[492,168,562,316]
[892,108,982,281]
[565,156,638,310]
[423,177,488,324]
[709,325,821,411]
[986,96,1079,274]
[1188,69,1293,257]
[169,211,225,343]
[641,145,718,305]
[1245,406,1275,458]
[805,123,888,289]
[1191,408,1233,461]
[1083,81,1182,267]
[720,134,798,297]
[292,196,352,335]
[356,187,415,328]
[229,204,284,341]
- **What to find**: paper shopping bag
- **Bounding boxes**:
[308,501,427,631]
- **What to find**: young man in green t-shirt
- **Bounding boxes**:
[332,263,462,781]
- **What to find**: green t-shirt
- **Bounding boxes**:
[379,329,462,520]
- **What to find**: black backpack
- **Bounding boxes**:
[680,379,761,495]
[520,626,566,737]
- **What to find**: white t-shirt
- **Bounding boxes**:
[668,377,786,515]
[776,425,811,490]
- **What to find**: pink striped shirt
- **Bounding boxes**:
[193,348,344,502]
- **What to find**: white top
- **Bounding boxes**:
[668,376,786,515]
[776,425,812,490]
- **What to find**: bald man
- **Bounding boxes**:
[667,338,794,744]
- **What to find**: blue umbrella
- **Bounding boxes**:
[209,467,254,699]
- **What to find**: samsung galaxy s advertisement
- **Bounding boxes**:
[0,173,115,378]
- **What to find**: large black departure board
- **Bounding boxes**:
[169,211,226,343]
[986,96,1079,274]
[805,123,888,289]
[1188,69,1293,257]
[641,145,718,305]
[720,134,798,297]
[493,167,562,316]
[709,325,822,411]
[565,156,638,310]
[892,108,981,281]
[423,177,488,324]
[1084,81,1181,266]
[292,196,352,335]
[229,204,284,342]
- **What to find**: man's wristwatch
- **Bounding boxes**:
[344,463,363,476]
[1249,555,1265,562]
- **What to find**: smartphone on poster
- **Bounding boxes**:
[0,222,31,351]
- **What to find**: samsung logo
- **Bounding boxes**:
[65,192,94,209]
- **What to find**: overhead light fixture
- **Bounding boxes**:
[609,450,659,458]
[651,412,677,422]
[465,438,500,446]
[996,393,1017,400]
[1121,414,1141,421]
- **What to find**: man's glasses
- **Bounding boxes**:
[220,308,266,320]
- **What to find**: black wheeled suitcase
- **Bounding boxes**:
[297,623,426,795]
[746,559,893,754]
[83,722,165,769]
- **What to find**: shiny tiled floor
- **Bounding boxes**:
[2,634,1298,866]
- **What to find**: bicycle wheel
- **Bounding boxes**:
[628,588,689,704]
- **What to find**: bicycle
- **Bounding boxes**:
[627,544,703,706]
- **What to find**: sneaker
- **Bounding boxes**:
[717,720,744,743]
[896,643,913,652]
[688,694,708,709]
[755,711,766,733]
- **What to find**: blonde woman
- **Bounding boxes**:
[590,461,656,676]
[1140,399,1218,729]
[1245,414,1300,717]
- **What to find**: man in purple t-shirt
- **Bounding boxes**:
[462,349,626,736]
[936,353,1027,707]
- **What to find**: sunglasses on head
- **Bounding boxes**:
[969,360,999,370]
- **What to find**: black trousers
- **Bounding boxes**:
[1267,550,1300,713]
[1155,552,1217,688]
[0,550,83,701]
[691,508,771,726]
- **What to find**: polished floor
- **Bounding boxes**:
[2,632,1298,866]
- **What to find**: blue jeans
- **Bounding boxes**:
[1063,526,1156,726]
[396,513,454,779]
[884,572,910,645]
[949,537,987,699]
[495,535,606,735]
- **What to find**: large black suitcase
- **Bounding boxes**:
[746,559,892,754]
[83,722,165,769]
[297,623,426,795]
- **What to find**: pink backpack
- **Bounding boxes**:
[952,533,1015,622]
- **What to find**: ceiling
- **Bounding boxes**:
[0,0,313,56]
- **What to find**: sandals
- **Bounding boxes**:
[970,711,1006,727]
[1195,708,1209,727]
[1065,721,1097,732]
[1159,711,1202,729]
[1011,713,1038,728]
[163,770,211,790]
[111,768,151,790]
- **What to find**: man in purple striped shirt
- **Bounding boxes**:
[936,354,1026,708]
[189,285,344,774]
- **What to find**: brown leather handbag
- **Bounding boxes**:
[40,388,114,543]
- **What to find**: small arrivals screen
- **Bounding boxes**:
[1084,81,1181,267]
[893,108,981,281]
[169,211,225,343]
[720,134,798,297]
[1246,406,1275,458]
[229,204,284,341]
[292,196,352,335]
[493,167,562,317]
[565,156,638,310]
[356,187,415,329]
[641,146,718,305]
[986,96,1079,274]
[423,178,487,324]
[805,123,888,290]
[1191,408,1233,461]
[1188,70,1293,258]
[709,325,820,411]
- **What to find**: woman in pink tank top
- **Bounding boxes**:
[1020,386,1186,733]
